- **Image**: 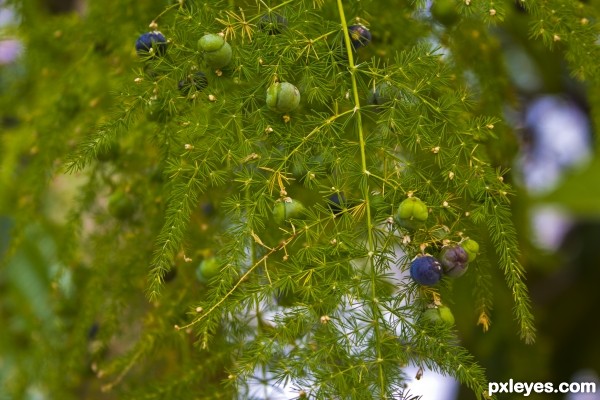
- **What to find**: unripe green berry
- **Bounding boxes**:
[273,197,306,224]
[396,197,428,229]
[198,34,232,69]
[198,34,225,52]
[462,239,480,262]
[438,306,455,325]
[423,305,455,326]
[196,257,220,284]
[266,82,301,113]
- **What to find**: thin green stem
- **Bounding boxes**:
[336,0,386,396]
[152,2,179,24]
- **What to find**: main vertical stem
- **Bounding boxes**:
[336,0,386,396]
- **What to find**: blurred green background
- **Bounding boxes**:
[1,0,600,399]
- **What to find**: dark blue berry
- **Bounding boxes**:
[201,202,215,216]
[328,192,346,215]
[259,13,288,35]
[87,322,100,340]
[368,82,399,106]
[347,24,371,50]
[178,71,208,94]
[135,32,167,57]
[163,267,177,282]
[410,255,443,286]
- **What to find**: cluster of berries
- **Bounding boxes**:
[134,20,372,116]
[395,196,479,325]
[134,31,226,95]
[394,196,479,285]
[409,239,478,287]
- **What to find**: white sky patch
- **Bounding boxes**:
[404,364,460,400]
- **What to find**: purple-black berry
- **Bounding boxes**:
[410,255,443,286]
[368,82,398,105]
[328,192,346,215]
[259,13,288,35]
[135,32,168,57]
[347,24,371,50]
[439,245,469,278]
[178,71,208,94]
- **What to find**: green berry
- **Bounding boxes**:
[462,239,479,262]
[396,197,428,229]
[266,82,301,113]
[198,34,232,69]
[108,190,135,220]
[423,308,441,324]
[438,306,455,325]
[423,305,455,326]
[198,34,225,52]
[196,257,220,284]
[273,198,306,224]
